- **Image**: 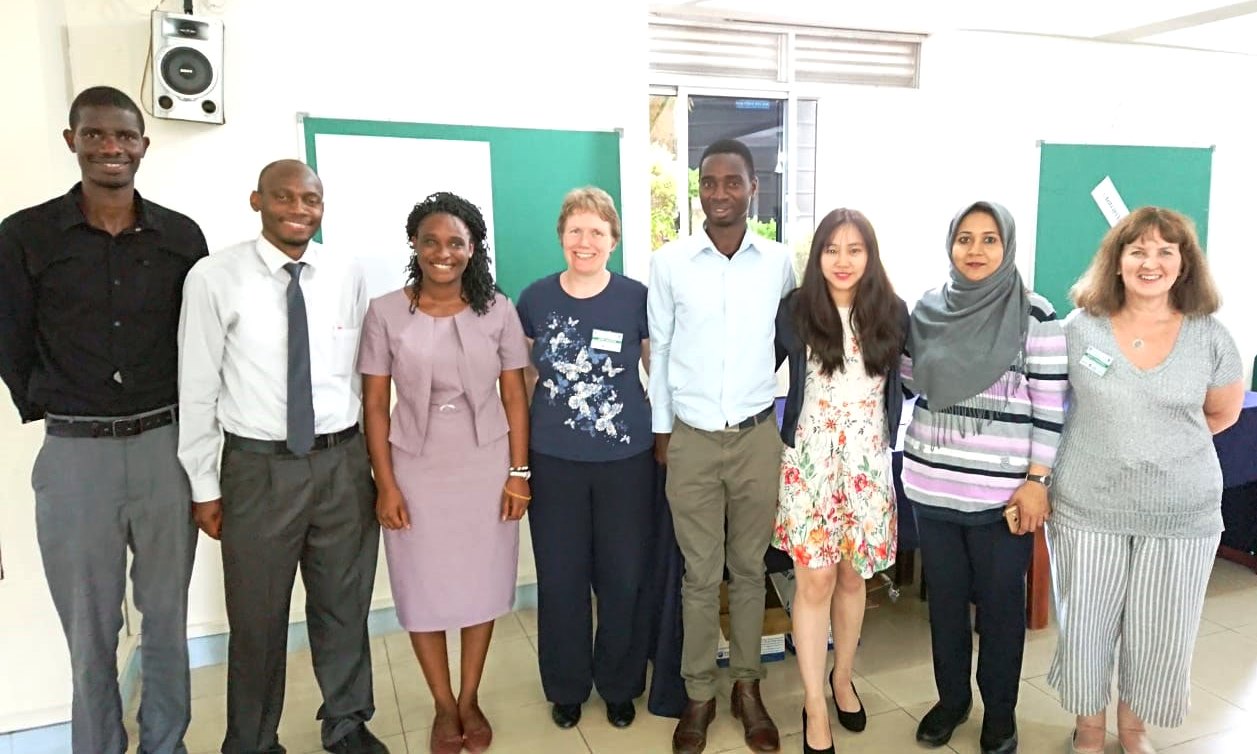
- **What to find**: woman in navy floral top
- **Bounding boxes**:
[515,187,654,731]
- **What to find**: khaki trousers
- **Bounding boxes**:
[666,416,781,700]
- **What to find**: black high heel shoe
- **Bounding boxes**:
[831,675,866,732]
[801,708,835,754]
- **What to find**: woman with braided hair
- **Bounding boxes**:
[358,191,531,754]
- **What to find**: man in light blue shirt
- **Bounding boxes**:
[648,138,795,754]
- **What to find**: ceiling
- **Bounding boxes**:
[649,0,1257,54]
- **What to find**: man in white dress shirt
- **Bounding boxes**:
[178,160,386,754]
[649,139,795,754]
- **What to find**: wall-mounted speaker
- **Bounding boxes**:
[150,11,224,125]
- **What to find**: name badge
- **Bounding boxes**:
[1079,346,1113,377]
[590,328,624,353]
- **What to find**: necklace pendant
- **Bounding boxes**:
[1132,337,1145,349]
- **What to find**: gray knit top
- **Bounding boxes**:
[1051,310,1243,538]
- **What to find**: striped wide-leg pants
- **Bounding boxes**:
[1045,521,1218,727]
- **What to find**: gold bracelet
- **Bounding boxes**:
[503,487,532,501]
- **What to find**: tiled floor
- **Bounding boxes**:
[127,558,1257,753]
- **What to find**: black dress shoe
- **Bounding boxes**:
[325,724,390,754]
[915,701,972,748]
[802,708,835,754]
[980,715,1018,754]
[831,676,866,733]
[551,702,582,729]
[606,700,636,728]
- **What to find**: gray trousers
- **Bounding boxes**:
[219,433,379,754]
[33,421,196,754]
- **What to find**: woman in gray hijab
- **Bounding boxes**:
[901,201,1069,754]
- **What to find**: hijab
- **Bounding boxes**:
[908,201,1030,431]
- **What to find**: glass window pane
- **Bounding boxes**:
[649,94,681,251]
[790,98,819,275]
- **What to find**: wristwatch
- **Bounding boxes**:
[508,466,532,480]
[1025,472,1052,488]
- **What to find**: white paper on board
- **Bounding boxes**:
[1091,175,1130,227]
[313,134,495,298]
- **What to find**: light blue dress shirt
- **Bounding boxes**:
[647,228,796,433]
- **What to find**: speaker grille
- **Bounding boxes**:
[160,47,213,96]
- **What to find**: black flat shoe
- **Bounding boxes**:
[801,708,835,754]
[830,676,866,732]
[606,700,636,728]
[915,701,972,747]
[551,702,582,729]
[981,716,1018,754]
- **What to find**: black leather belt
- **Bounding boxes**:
[44,406,178,439]
[224,425,360,455]
[722,405,775,432]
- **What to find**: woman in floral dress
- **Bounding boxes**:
[773,208,908,753]
[514,187,654,732]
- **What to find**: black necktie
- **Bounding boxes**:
[284,262,315,456]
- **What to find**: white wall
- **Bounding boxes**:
[0,0,87,734]
[0,0,649,732]
[811,31,1257,380]
[5,3,1256,735]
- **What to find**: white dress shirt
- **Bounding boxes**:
[647,228,796,433]
[178,236,368,502]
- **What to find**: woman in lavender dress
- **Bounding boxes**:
[359,192,530,754]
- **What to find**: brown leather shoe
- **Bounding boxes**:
[672,698,716,754]
[731,680,780,752]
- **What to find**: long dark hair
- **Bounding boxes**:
[404,191,498,315]
[792,208,903,377]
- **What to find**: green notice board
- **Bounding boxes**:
[1033,143,1213,314]
[302,117,622,299]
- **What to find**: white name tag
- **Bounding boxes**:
[590,328,623,353]
[1080,346,1113,377]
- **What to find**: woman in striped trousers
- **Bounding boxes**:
[1047,207,1245,754]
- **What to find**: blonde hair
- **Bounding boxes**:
[556,186,621,243]
[1070,206,1220,316]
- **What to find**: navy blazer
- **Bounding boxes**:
[775,292,910,448]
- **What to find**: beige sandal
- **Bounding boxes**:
[1069,724,1106,753]
[1118,726,1157,754]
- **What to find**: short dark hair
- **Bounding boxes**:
[699,138,755,177]
[69,86,146,134]
[256,159,320,193]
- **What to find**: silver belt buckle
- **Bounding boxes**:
[437,403,458,413]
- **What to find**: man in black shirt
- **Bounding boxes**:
[0,86,207,754]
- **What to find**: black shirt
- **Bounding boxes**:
[0,184,208,421]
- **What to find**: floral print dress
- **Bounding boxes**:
[774,307,897,576]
